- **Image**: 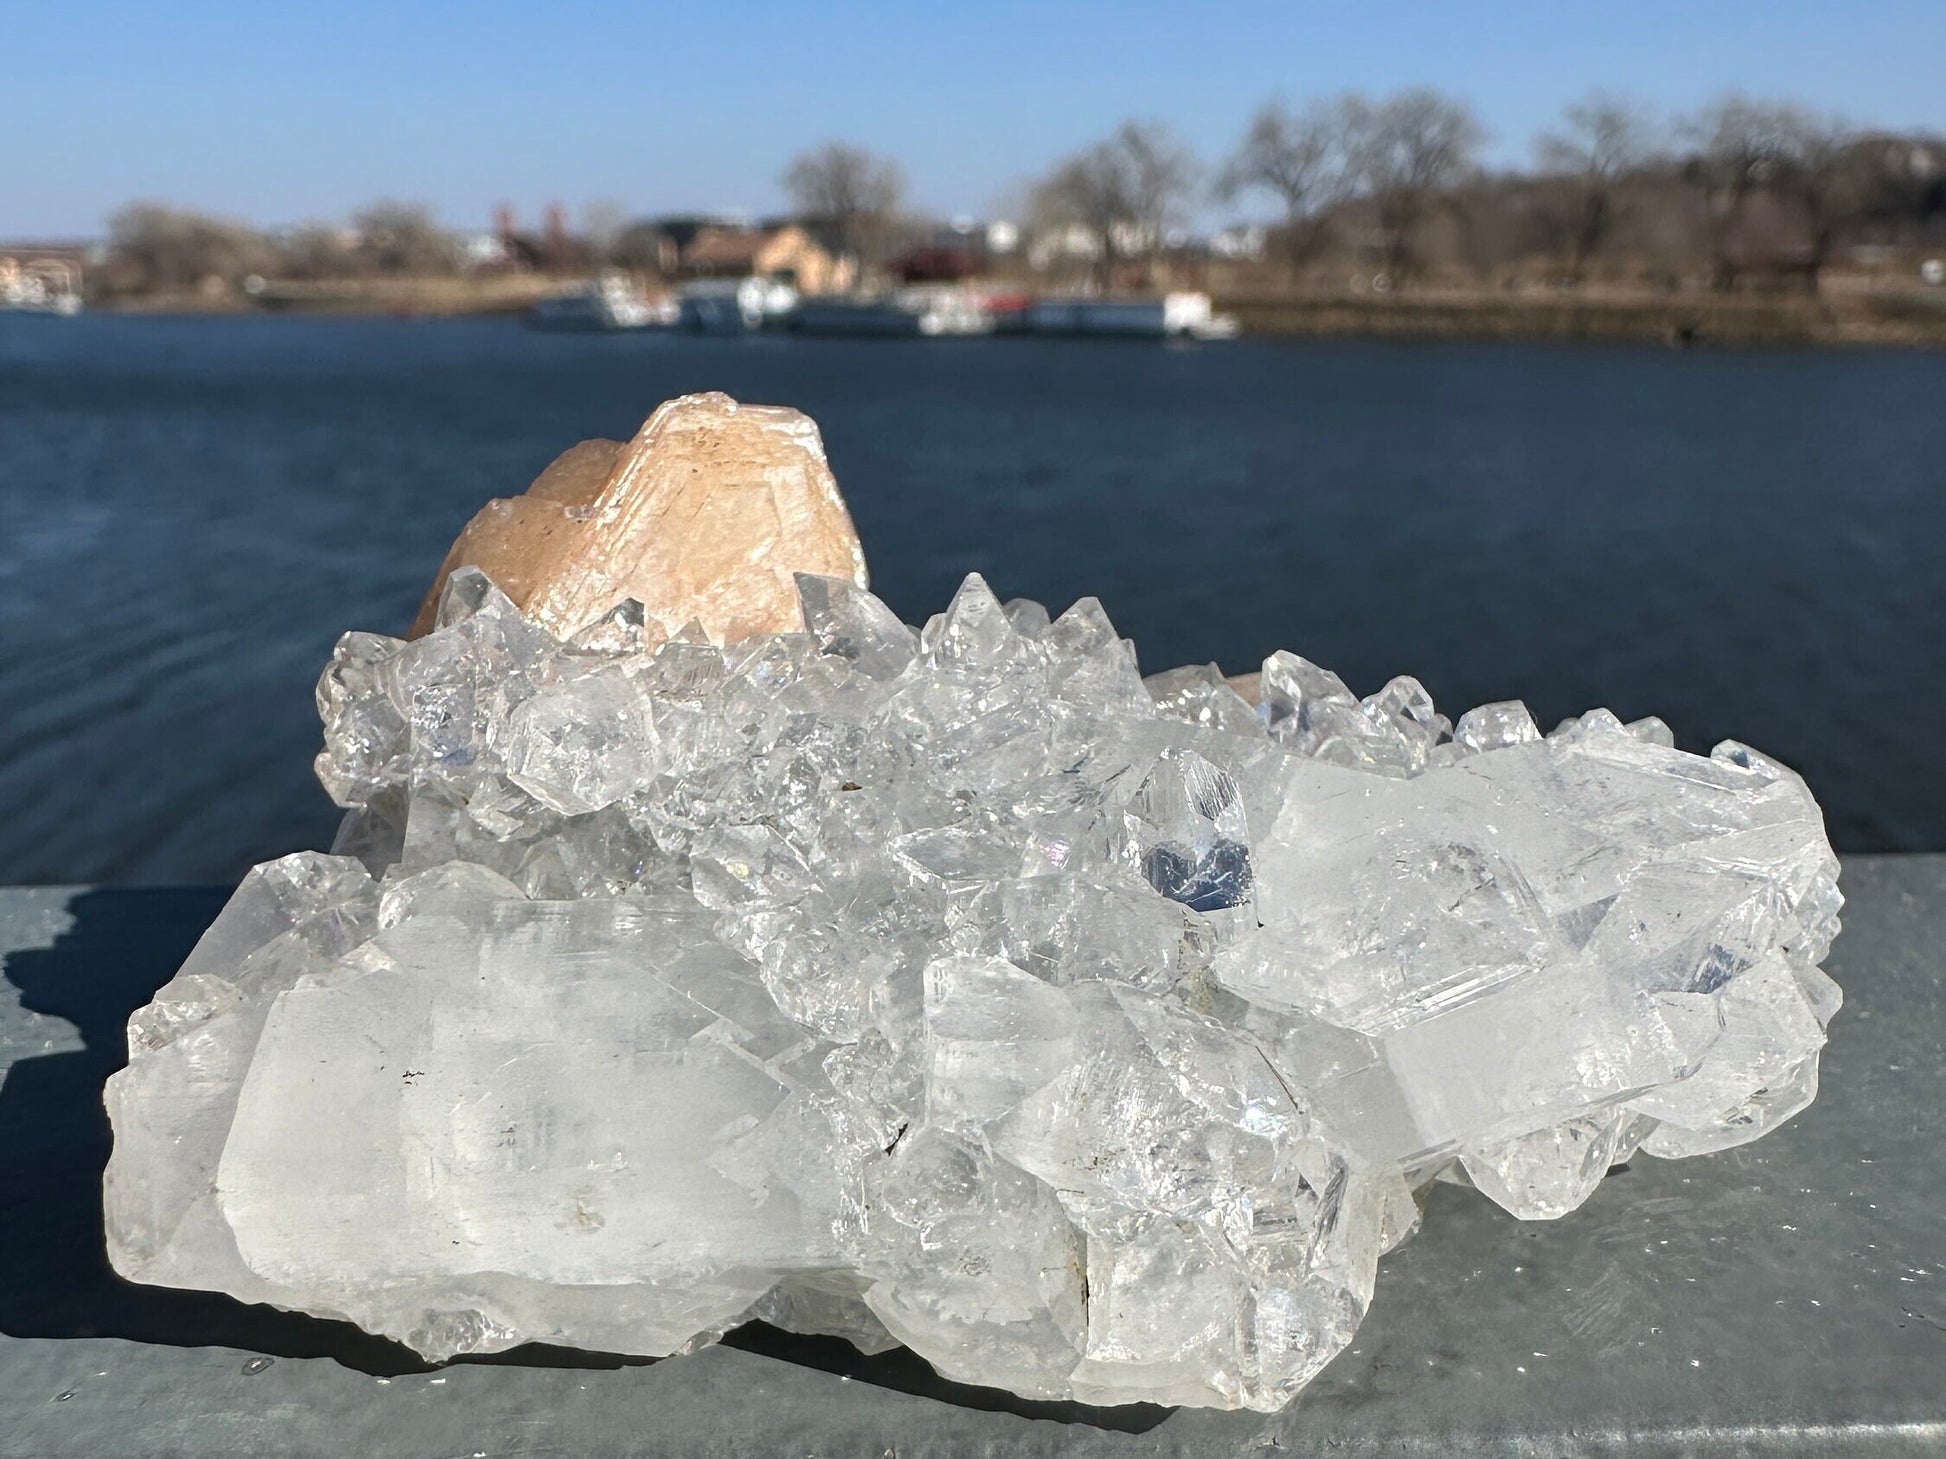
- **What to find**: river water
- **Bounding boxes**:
[2,312,1941,884]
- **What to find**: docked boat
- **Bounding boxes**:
[526,275,672,332]
[0,256,82,315]
[788,286,992,337]
[1025,291,1236,340]
[675,277,798,333]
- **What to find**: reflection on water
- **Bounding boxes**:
[3,313,1942,883]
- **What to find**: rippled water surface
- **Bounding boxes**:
[3,313,1942,883]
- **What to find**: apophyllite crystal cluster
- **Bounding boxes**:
[106,396,1842,1412]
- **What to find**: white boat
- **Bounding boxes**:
[526,275,672,332]
[789,286,992,337]
[0,256,82,315]
[676,277,798,333]
[1025,291,1236,340]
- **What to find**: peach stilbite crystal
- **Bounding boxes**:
[411,392,868,643]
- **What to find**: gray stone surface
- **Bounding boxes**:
[1,857,1941,1457]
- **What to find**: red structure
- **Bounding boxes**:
[891,245,978,283]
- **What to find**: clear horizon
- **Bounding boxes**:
[5,0,1945,238]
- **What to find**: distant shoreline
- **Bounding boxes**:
[1219,289,1946,349]
[81,277,1946,350]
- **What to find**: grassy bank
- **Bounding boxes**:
[97,274,564,317]
[1215,287,1946,349]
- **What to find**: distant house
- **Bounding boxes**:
[1027,223,1105,270]
[459,232,513,269]
[486,205,594,273]
[621,214,729,274]
[890,245,979,283]
[685,223,850,294]
[887,218,1021,282]
[1210,225,1267,262]
[619,216,851,294]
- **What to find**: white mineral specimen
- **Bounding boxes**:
[104,569,1842,1411]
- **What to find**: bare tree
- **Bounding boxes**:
[104,204,275,293]
[1032,122,1198,289]
[1118,121,1199,257]
[351,200,455,275]
[1685,95,1792,288]
[1343,89,1486,282]
[1770,110,1862,289]
[1685,95,1870,290]
[1217,100,1354,281]
[781,142,905,266]
[278,223,358,280]
[1535,91,1656,280]
[1031,145,1133,288]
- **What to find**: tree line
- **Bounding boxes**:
[1028,89,1942,291]
[101,199,461,295]
[96,88,1943,298]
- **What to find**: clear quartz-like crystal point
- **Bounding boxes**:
[1002,597,1052,638]
[567,598,654,656]
[1145,663,1263,736]
[435,564,499,630]
[795,572,917,681]
[1259,651,1429,776]
[1128,749,1255,933]
[1361,675,1450,769]
[315,631,410,807]
[921,572,1017,668]
[1452,699,1540,753]
[106,564,1842,1412]
[504,663,649,815]
[1047,596,1148,710]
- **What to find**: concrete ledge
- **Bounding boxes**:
[2,859,1941,1457]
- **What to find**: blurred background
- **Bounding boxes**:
[2,1,1943,885]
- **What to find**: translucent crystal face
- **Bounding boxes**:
[104,567,1842,1412]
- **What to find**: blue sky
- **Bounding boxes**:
[4,0,1943,236]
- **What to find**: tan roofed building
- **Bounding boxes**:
[681,224,852,295]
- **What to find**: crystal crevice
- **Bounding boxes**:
[104,569,1841,1411]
